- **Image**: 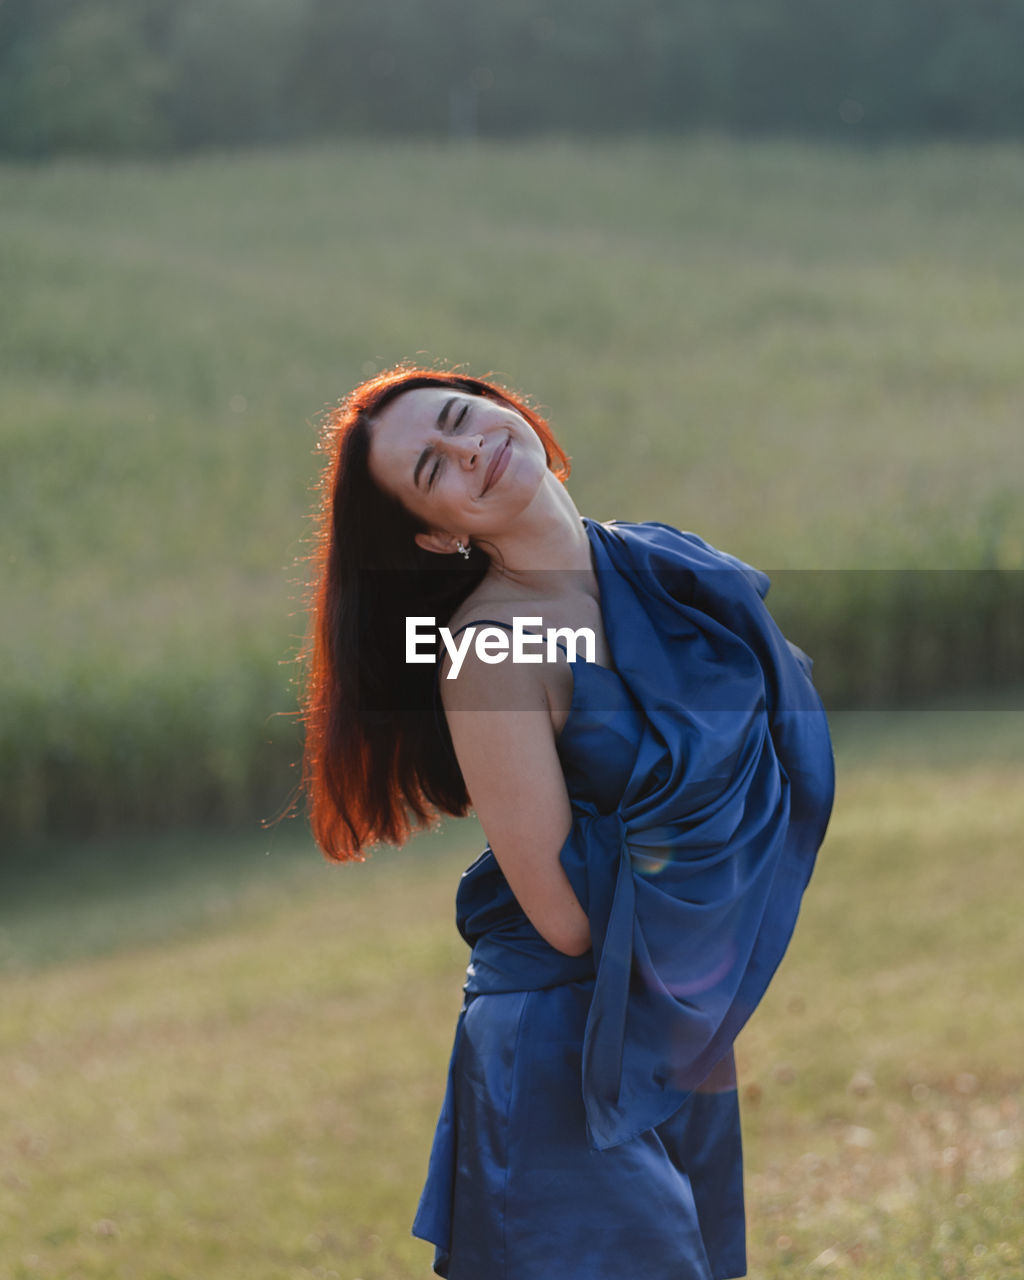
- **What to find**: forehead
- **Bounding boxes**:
[367,384,467,496]
[372,385,460,441]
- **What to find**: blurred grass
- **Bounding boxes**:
[2,138,1023,835]
[1,707,1022,1277]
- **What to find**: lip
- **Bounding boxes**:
[480,433,511,496]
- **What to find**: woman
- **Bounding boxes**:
[303,366,835,1280]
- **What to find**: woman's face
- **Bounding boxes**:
[367,386,549,543]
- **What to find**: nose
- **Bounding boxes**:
[440,433,485,467]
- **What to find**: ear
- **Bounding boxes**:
[414,528,463,556]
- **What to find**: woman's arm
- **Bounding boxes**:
[440,648,592,957]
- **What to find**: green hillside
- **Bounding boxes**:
[3,140,1022,836]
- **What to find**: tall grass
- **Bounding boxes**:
[3,139,1023,837]
[0,710,1021,1277]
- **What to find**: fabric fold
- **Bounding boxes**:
[556,519,834,1148]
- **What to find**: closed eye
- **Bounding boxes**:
[427,402,470,489]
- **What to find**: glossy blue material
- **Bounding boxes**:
[413,519,835,1279]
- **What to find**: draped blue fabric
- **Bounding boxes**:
[412,519,835,1279]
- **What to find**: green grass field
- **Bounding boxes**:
[2,138,1022,1272]
[1,708,1022,1279]
[2,139,1024,834]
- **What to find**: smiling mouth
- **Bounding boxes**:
[481,434,511,496]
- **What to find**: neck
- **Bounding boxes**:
[479,478,592,592]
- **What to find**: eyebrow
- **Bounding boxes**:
[413,395,458,489]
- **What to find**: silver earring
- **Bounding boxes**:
[456,540,471,560]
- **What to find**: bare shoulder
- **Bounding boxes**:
[442,580,536,695]
[438,620,550,714]
[445,580,524,638]
[440,584,578,731]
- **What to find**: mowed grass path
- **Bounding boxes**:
[1,711,1022,1279]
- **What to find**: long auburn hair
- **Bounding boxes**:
[302,366,571,862]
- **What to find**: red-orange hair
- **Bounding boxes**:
[302,365,571,861]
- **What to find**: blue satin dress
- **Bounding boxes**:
[412,520,835,1280]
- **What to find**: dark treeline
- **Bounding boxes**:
[3,0,1024,156]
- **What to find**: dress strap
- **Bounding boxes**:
[443,618,515,647]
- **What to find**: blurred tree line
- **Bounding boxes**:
[3,0,1024,156]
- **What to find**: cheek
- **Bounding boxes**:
[505,445,547,499]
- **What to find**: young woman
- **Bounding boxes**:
[302,366,835,1280]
